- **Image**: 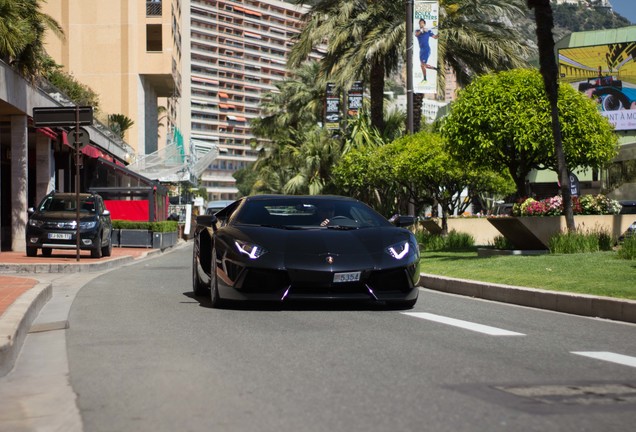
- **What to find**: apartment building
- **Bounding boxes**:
[41,0,184,159]
[188,0,308,200]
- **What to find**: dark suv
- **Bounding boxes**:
[26,192,113,258]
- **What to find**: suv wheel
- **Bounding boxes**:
[91,241,102,259]
[26,247,38,257]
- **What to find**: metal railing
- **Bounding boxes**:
[146,1,162,17]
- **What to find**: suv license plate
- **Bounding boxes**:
[49,233,72,240]
[333,271,361,283]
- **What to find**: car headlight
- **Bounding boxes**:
[235,240,267,259]
[79,221,97,229]
[28,219,44,228]
[386,241,410,260]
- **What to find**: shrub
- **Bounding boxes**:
[549,227,614,254]
[112,220,178,232]
[416,230,474,251]
[491,235,514,250]
[617,236,636,260]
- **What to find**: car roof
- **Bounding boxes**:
[49,192,95,199]
[243,195,357,202]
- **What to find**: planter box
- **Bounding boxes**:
[119,229,153,248]
[420,218,502,246]
[488,215,633,250]
[111,229,121,247]
[152,231,178,250]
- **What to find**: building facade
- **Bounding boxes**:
[41,0,185,158]
[188,0,308,200]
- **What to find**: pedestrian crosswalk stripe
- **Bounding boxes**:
[402,312,525,336]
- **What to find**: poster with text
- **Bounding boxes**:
[413,1,439,95]
[559,41,636,131]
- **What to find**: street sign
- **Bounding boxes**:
[68,127,90,146]
[33,106,93,127]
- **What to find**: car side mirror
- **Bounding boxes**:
[102,209,111,217]
[27,207,35,215]
[391,215,416,228]
[196,214,217,228]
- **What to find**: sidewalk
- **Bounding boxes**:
[0,246,162,376]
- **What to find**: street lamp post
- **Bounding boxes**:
[406,0,414,134]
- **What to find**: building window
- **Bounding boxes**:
[146,24,163,52]
[146,1,162,17]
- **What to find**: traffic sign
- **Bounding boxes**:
[33,106,93,127]
[68,127,90,146]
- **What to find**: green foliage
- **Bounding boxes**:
[45,66,100,108]
[491,235,514,250]
[108,114,134,139]
[617,236,636,260]
[112,220,178,232]
[548,228,614,254]
[552,3,631,33]
[441,68,618,197]
[0,0,64,79]
[416,229,475,251]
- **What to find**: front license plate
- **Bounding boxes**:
[48,233,72,240]
[333,271,361,283]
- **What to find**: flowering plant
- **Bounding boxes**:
[513,194,620,216]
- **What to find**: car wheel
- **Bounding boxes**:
[91,240,102,259]
[101,236,112,257]
[192,244,210,297]
[26,247,38,257]
[42,248,52,257]
[209,250,224,309]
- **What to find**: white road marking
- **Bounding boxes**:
[402,312,525,336]
[572,351,636,368]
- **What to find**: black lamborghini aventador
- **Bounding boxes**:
[192,195,420,309]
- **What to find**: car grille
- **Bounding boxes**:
[43,221,77,229]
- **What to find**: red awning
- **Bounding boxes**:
[82,144,114,162]
[218,92,229,99]
[36,127,57,139]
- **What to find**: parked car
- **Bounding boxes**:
[619,200,636,241]
[192,195,420,309]
[26,192,113,258]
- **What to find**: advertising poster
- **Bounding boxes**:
[559,42,636,131]
[413,1,439,95]
[325,83,341,131]
[347,81,364,118]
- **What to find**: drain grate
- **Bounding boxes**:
[495,383,636,406]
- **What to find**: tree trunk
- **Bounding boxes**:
[369,57,385,133]
[527,0,575,231]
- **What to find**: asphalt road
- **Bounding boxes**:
[58,244,636,432]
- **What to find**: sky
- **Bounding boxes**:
[610,0,636,24]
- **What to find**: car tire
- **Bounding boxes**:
[192,244,210,297]
[91,241,102,259]
[26,247,38,257]
[209,250,224,309]
[101,236,112,257]
[42,248,52,257]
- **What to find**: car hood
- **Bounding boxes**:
[229,225,417,269]
[31,211,97,221]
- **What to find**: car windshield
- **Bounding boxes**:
[40,196,96,213]
[234,198,391,229]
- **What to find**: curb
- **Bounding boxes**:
[0,249,162,274]
[420,274,636,324]
[0,282,52,376]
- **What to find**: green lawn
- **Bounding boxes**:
[421,250,636,300]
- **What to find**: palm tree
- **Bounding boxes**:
[0,0,64,79]
[108,114,134,140]
[527,0,575,231]
[289,0,532,133]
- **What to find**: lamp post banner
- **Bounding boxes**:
[413,1,439,95]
